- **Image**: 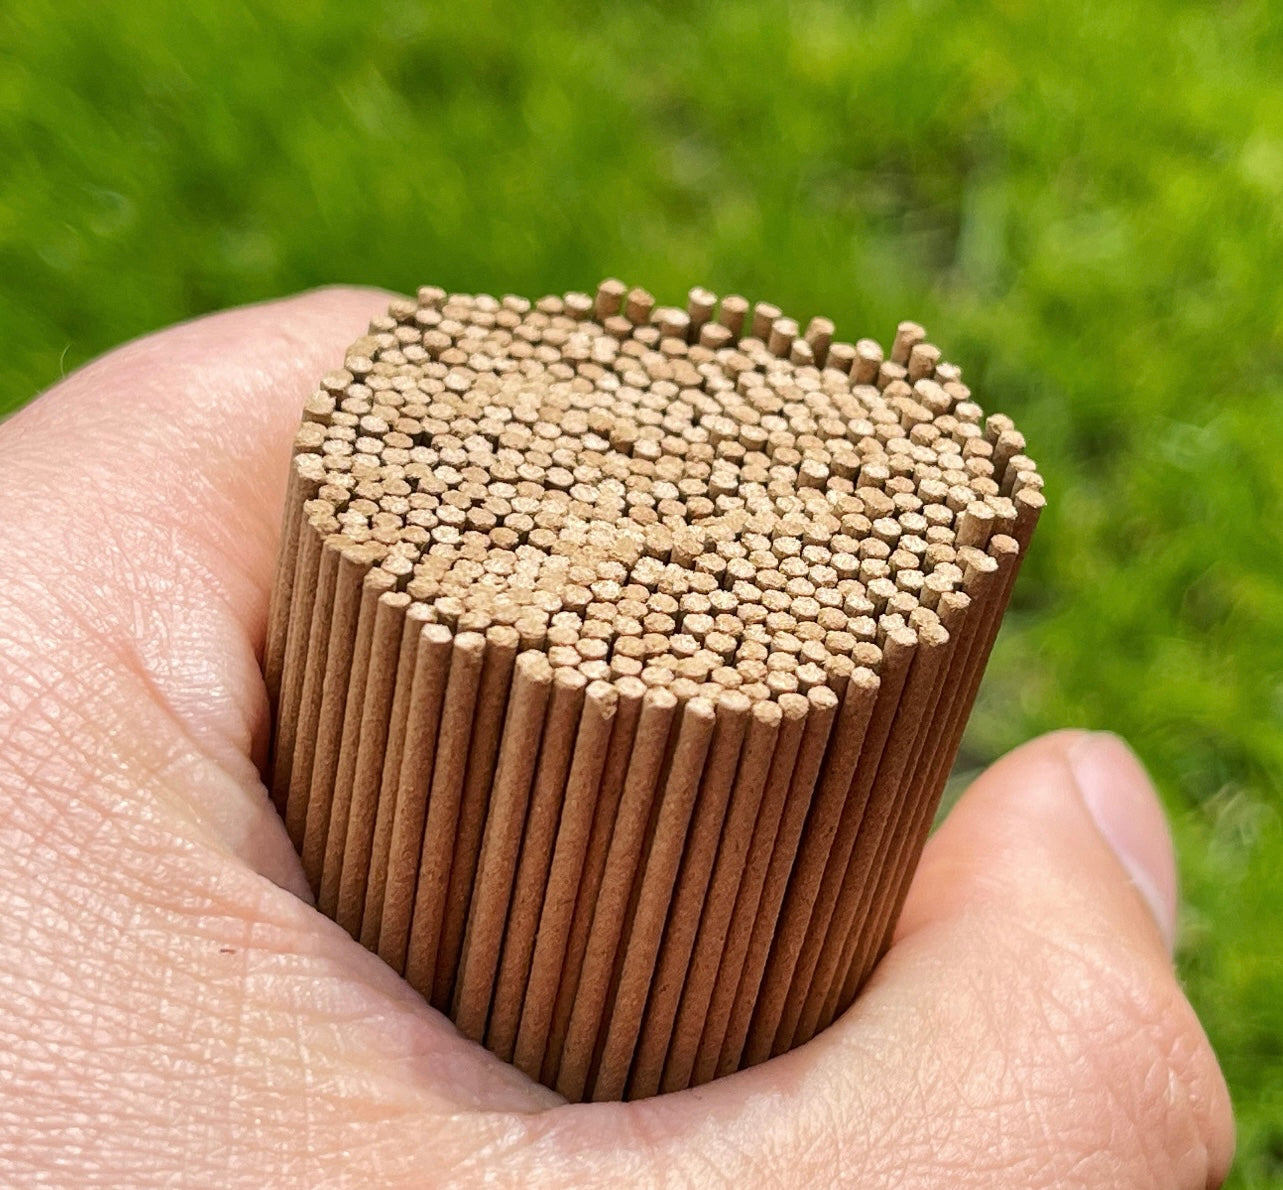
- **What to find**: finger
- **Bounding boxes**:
[895,728,1178,957]
[881,729,1233,1185]
[501,732,1233,1188]
[0,288,389,886]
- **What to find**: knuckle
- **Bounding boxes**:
[1028,926,1235,1188]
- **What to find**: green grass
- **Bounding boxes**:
[2,0,1280,1179]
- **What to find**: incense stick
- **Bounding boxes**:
[265,450,325,711]
[401,630,488,995]
[628,691,751,1099]
[271,500,331,818]
[374,620,455,971]
[765,664,882,1054]
[291,543,377,872]
[556,687,677,1102]
[718,684,838,1076]
[512,679,619,1079]
[266,284,1043,1101]
[282,534,342,852]
[486,666,588,1060]
[592,695,718,1101]
[454,651,554,1042]
[660,697,781,1093]
[433,625,520,1011]
[359,601,435,951]
[335,589,410,936]
[310,568,394,909]
[541,676,644,1087]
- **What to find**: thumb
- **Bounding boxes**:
[874,729,1235,1188]
[897,729,1178,958]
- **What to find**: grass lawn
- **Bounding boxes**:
[2,0,1280,1181]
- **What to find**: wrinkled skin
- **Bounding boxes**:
[0,289,1233,1188]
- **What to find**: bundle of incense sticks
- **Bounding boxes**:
[265,281,1043,1102]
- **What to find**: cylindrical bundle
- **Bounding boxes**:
[264,282,1043,1101]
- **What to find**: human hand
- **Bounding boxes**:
[0,289,1233,1187]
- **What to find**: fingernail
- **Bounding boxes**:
[1067,732,1178,952]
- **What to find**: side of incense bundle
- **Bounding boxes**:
[265,280,1043,1102]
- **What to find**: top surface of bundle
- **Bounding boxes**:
[291,281,1043,704]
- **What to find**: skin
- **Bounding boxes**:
[0,289,1233,1188]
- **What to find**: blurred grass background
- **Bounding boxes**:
[1,0,1280,1180]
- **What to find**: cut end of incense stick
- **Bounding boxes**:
[265,280,1043,1102]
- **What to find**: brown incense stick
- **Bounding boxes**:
[849,599,981,990]
[540,677,645,1088]
[837,578,1007,1005]
[401,630,488,994]
[824,558,1008,1023]
[766,664,882,1053]
[375,620,455,971]
[718,684,839,1076]
[690,691,809,1085]
[661,698,783,1092]
[856,502,1042,993]
[592,695,718,1101]
[785,620,951,1049]
[556,687,677,1102]
[314,568,396,915]
[281,535,341,851]
[271,501,331,817]
[512,679,619,1079]
[432,625,521,1012]
[335,589,410,936]
[265,451,324,711]
[487,666,588,1060]
[291,543,376,868]
[628,691,752,1099]
[454,651,554,1042]
[360,602,436,951]
[796,602,967,1040]
[265,283,1043,1102]
[745,663,883,1062]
